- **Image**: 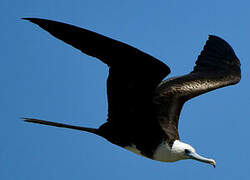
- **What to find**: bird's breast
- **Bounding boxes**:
[124,141,182,162]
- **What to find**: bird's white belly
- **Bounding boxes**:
[124,140,183,162]
[153,141,182,162]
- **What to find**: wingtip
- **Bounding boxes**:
[21,117,40,123]
[21,17,47,24]
[21,117,47,125]
[205,35,240,65]
[208,34,220,39]
[208,35,229,44]
[21,17,34,21]
[21,117,32,122]
[208,35,230,46]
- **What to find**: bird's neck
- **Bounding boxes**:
[152,140,186,162]
[123,140,186,162]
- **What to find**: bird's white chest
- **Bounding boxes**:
[124,140,184,162]
[153,141,183,162]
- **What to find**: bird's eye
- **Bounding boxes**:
[185,149,191,154]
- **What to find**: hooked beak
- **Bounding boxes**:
[188,152,216,168]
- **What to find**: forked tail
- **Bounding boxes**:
[22,118,99,135]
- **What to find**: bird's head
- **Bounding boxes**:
[172,140,216,168]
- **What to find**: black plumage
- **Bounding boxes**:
[23,18,241,158]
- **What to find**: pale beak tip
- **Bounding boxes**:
[211,160,216,168]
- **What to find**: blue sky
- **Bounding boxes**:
[1,0,250,179]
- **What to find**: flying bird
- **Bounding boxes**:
[22,18,241,168]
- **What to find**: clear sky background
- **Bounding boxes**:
[1,0,249,180]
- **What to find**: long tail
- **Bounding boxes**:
[22,118,99,135]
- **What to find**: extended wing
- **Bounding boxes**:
[154,35,241,141]
[23,18,170,128]
[23,18,169,71]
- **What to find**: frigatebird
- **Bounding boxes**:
[22,18,241,168]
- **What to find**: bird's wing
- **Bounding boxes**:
[23,18,169,70]
[154,35,241,140]
[23,18,170,127]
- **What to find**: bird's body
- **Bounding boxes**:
[23,18,241,167]
[125,140,194,162]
